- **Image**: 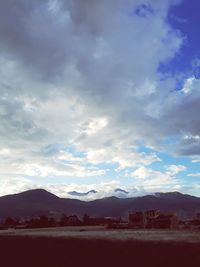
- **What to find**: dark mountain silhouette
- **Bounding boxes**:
[68,190,97,197]
[154,191,198,201]
[0,189,199,219]
[114,188,129,194]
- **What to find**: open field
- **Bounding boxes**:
[1,227,200,267]
[1,235,200,267]
[1,226,200,242]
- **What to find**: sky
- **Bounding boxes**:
[0,0,200,200]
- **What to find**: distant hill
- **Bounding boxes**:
[68,190,97,197]
[114,188,129,194]
[0,189,199,219]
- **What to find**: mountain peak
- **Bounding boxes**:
[154,191,194,200]
[0,189,199,219]
[114,188,129,194]
[68,190,97,197]
[14,188,59,200]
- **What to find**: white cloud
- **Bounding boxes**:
[129,166,151,179]
[166,164,187,175]
[0,177,36,197]
[83,117,108,135]
[129,165,181,192]
[0,177,121,200]
[182,77,195,94]
[13,160,108,178]
[1,0,199,196]
[188,173,200,177]
[191,157,200,163]
[86,148,160,169]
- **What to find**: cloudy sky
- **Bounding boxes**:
[0,0,200,199]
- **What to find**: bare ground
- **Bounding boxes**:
[1,226,200,242]
[1,227,200,267]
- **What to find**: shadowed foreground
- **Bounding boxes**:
[1,236,200,267]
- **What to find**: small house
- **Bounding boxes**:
[196,212,200,221]
[67,215,81,226]
[83,215,119,226]
[145,210,160,219]
[145,210,160,229]
[129,212,146,228]
[153,213,179,229]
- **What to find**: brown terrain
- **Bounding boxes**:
[1,227,200,267]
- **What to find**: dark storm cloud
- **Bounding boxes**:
[0,0,185,154]
[0,0,73,79]
[1,0,200,198]
[0,0,179,81]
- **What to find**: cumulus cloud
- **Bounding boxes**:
[0,0,199,197]
[0,177,36,197]
[0,177,121,200]
[191,157,200,163]
[187,173,200,177]
[166,164,187,175]
[129,165,182,192]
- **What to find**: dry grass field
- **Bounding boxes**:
[1,226,200,242]
[1,227,200,267]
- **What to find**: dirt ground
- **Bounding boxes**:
[1,227,200,267]
[1,235,200,267]
[1,226,200,242]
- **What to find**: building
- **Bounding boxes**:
[145,210,160,229]
[129,210,179,229]
[153,213,179,229]
[196,212,200,220]
[129,212,146,228]
[83,214,119,226]
[67,215,81,226]
[145,210,160,219]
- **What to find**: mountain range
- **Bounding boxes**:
[0,189,199,219]
[114,188,129,194]
[68,190,97,197]
[67,188,129,197]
